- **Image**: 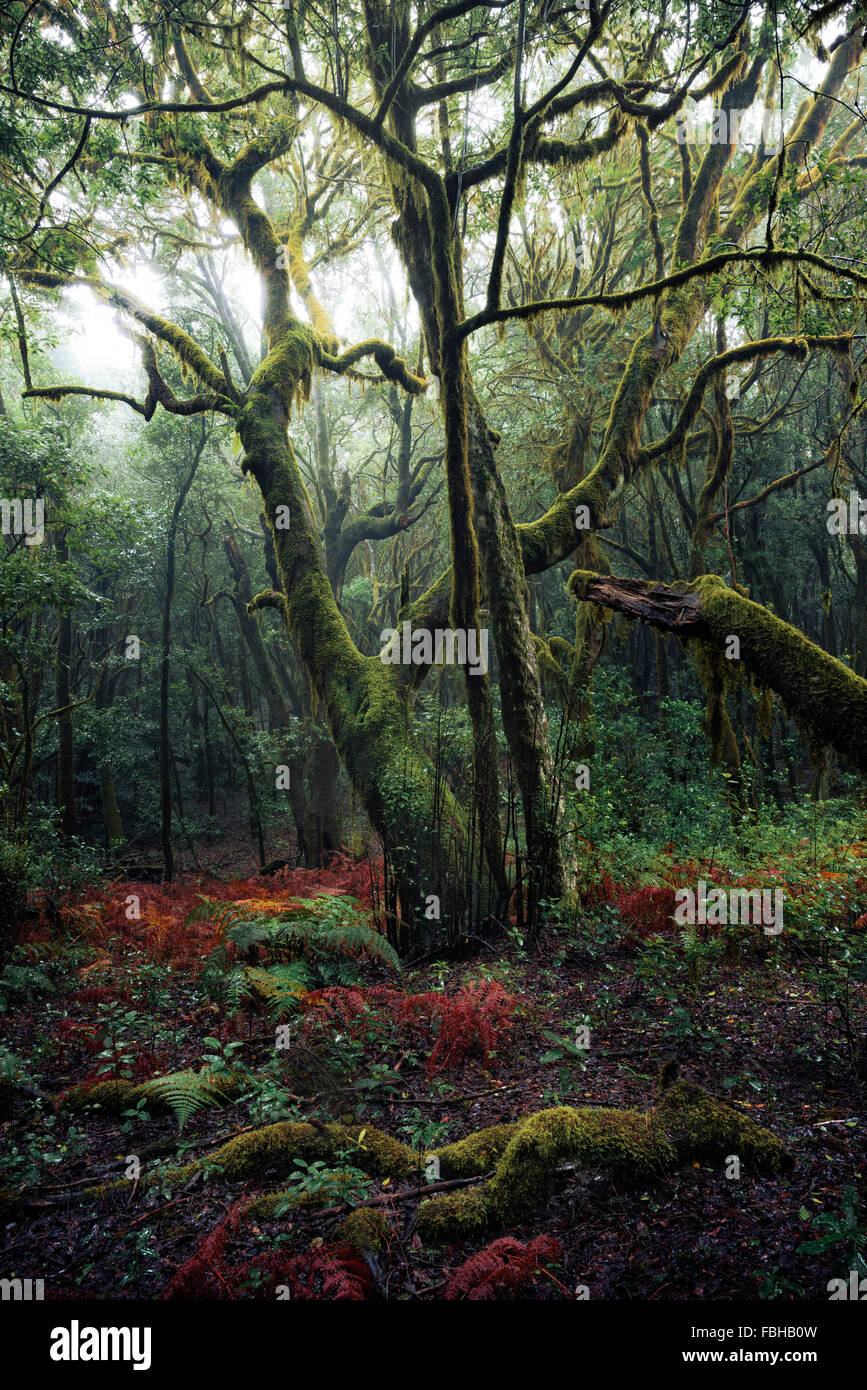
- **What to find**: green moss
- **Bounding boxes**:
[418,1105,676,1242]
[326,1123,416,1178]
[60,1079,139,1114]
[518,469,611,573]
[236,357,480,926]
[244,1189,301,1219]
[80,1182,116,1201]
[657,1080,792,1173]
[416,1184,490,1241]
[154,1120,415,1188]
[338,1207,390,1254]
[249,325,317,418]
[486,1106,675,1210]
[433,1122,519,1177]
[417,1081,790,1241]
[195,1121,331,1181]
[691,574,867,774]
[71,1079,789,1242]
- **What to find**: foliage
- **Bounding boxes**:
[443,1235,562,1300]
[299,979,518,1075]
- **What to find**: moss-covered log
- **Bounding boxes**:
[568,570,867,775]
[415,1077,791,1242]
[70,1075,788,1243]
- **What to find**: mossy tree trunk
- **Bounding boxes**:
[54,529,78,837]
[160,430,205,882]
[362,0,563,917]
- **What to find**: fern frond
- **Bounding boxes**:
[318,920,400,970]
[444,1236,562,1300]
[243,962,311,1013]
[276,897,400,971]
[138,1067,246,1131]
[185,898,250,938]
[226,917,279,952]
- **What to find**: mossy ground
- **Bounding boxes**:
[1,860,865,1299]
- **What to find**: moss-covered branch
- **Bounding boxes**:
[15,269,230,397]
[319,340,429,393]
[22,385,152,416]
[636,334,852,467]
[568,570,867,774]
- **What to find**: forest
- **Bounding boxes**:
[0,0,866,1340]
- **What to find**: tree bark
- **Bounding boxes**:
[160,430,204,881]
[54,530,78,837]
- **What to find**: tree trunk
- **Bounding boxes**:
[54,530,78,836]
[238,348,494,948]
[160,431,204,881]
[303,731,343,866]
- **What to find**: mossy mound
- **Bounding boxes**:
[656,1079,792,1172]
[244,1188,308,1219]
[338,1207,390,1255]
[188,1121,330,1182]
[155,1120,417,1189]
[415,1080,792,1242]
[417,1106,676,1242]
[434,1122,519,1178]
[60,1079,138,1114]
[326,1123,416,1178]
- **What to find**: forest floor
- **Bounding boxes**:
[1,848,865,1301]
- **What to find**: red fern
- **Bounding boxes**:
[161,1203,244,1299]
[239,1243,372,1300]
[444,1235,562,1300]
[614,885,679,940]
[300,979,517,1075]
[161,1212,371,1300]
[298,986,373,1037]
[394,980,517,1074]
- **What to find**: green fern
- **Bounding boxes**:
[277,896,400,971]
[198,894,399,1014]
[242,961,312,1012]
[636,871,666,890]
[185,898,254,936]
[226,917,280,952]
[138,1067,246,1131]
[0,961,55,1003]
